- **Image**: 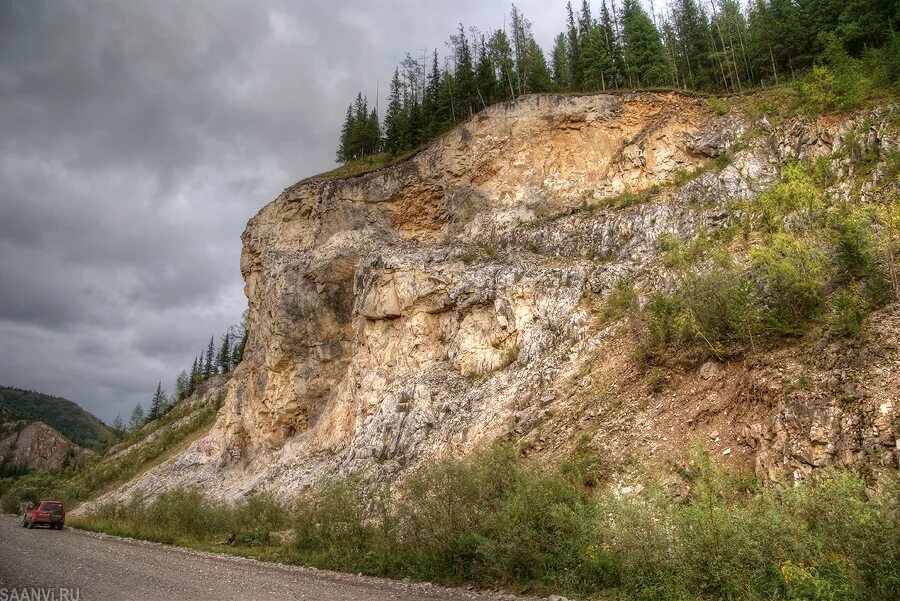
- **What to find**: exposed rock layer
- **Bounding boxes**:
[0,421,92,471]
[96,93,899,502]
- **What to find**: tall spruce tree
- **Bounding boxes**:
[384,68,406,154]
[175,370,189,401]
[475,35,498,107]
[217,333,231,374]
[128,403,145,432]
[111,414,125,434]
[600,1,625,88]
[621,0,672,87]
[672,0,714,90]
[580,18,615,91]
[203,336,215,378]
[189,356,200,394]
[551,32,570,90]
[149,382,165,420]
[488,29,516,101]
[452,24,477,118]
[565,2,582,91]
[423,50,442,137]
[336,105,354,163]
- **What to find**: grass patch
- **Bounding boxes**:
[71,445,900,601]
[297,150,419,184]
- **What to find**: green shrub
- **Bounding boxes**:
[658,231,714,270]
[829,287,866,337]
[72,445,900,601]
[750,234,826,337]
[796,47,867,115]
[708,97,728,116]
[601,277,638,323]
[0,472,72,513]
[755,161,826,232]
[644,254,761,358]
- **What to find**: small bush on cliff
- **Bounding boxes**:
[640,255,761,359]
[600,277,638,323]
[750,234,827,337]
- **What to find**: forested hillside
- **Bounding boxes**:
[336,0,899,163]
[0,387,112,451]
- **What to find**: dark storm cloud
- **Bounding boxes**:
[0,0,564,422]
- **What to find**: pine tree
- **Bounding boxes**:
[203,336,215,378]
[580,18,615,91]
[423,50,442,137]
[488,29,516,101]
[128,403,145,432]
[111,414,125,434]
[175,370,189,401]
[336,104,354,163]
[620,0,672,87]
[189,356,200,395]
[407,99,424,147]
[217,332,231,374]
[436,68,457,128]
[231,337,245,370]
[672,0,714,90]
[365,108,380,155]
[148,381,165,420]
[523,37,552,93]
[600,1,625,88]
[551,32,570,90]
[384,68,406,154]
[231,312,248,369]
[475,35,498,107]
[565,2,582,91]
[452,24,477,118]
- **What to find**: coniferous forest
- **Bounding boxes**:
[336,0,900,164]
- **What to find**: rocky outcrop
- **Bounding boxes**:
[0,421,92,471]
[96,92,898,503]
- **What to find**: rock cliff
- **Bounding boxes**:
[96,92,900,503]
[0,421,92,471]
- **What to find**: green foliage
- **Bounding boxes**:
[560,434,610,490]
[620,0,672,87]
[749,234,827,337]
[0,394,221,512]
[603,187,645,209]
[0,387,112,451]
[754,161,826,232]
[829,206,894,309]
[600,277,638,323]
[797,64,861,115]
[75,490,288,548]
[659,230,715,270]
[828,287,866,338]
[73,446,900,601]
[645,144,897,358]
[327,2,899,176]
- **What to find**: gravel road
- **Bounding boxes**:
[0,516,539,601]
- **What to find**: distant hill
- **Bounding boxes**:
[0,387,112,451]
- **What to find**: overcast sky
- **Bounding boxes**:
[0,0,579,423]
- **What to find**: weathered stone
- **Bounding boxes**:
[82,94,899,505]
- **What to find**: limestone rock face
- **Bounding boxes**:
[0,422,91,471]
[103,93,898,501]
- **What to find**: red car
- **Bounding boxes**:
[21,500,66,530]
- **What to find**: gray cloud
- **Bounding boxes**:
[0,0,567,422]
